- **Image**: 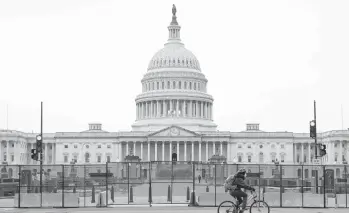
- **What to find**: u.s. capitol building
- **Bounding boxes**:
[1,6,348,171]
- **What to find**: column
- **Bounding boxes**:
[162,141,165,161]
[189,101,192,117]
[51,143,54,164]
[191,141,194,161]
[176,100,179,116]
[183,101,186,117]
[170,99,173,113]
[184,142,187,161]
[136,104,138,119]
[301,143,304,163]
[157,101,160,117]
[177,142,180,161]
[201,101,204,118]
[213,142,216,155]
[164,100,167,117]
[134,142,136,156]
[293,144,297,163]
[206,142,208,161]
[339,141,343,162]
[141,142,143,161]
[155,141,158,161]
[199,142,202,161]
[308,144,311,163]
[220,142,223,156]
[210,103,213,120]
[126,142,129,156]
[45,143,48,164]
[170,141,172,161]
[6,141,9,162]
[148,141,150,161]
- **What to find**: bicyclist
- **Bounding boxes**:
[225,168,255,213]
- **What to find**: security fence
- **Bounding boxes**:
[0,162,348,208]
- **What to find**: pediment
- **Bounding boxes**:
[148,126,200,137]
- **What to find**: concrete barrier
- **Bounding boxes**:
[197,192,231,206]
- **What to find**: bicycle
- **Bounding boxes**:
[217,189,270,213]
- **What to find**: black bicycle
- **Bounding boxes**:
[217,189,270,213]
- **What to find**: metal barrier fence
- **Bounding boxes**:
[0,162,348,208]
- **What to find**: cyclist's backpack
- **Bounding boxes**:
[224,175,237,192]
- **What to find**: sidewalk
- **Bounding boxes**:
[0,206,347,213]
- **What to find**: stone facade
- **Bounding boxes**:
[0,7,348,172]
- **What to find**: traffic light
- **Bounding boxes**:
[319,144,327,157]
[310,120,316,138]
[36,134,42,153]
[31,149,38,161]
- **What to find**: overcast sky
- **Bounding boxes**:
[0,0,348,134]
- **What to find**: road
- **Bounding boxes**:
[0,206,347,213]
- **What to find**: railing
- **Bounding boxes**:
[0,162,347,208]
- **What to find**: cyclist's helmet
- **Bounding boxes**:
[237,168,246,175]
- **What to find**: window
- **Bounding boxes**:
[11,155,14,162]
[107,156,111,163]
[281,154,285,162]
[198,83,200,91]
[167,81,170,89]
[64,156,68,163]
[107,144,111,149]
[74,145,78,148]
[98,145,101,149]
[173,81,176,89]
[64,145,68,149]
[248,155,252,163]
[73,155,78,163]
[238,144,242,148]
[157,82,159,90]
[179,81,181,89]
[162,82,164,89]
[247,144,251,148]
[271,154,276,162]
[271,144,275,149]
[189,82,192,89]
[86,145,89,148]
[97,156,101,163]
[85,153,90,163]
[335,154,338,162]
[238,156,242,162]
[259,145,263,148]
[297,169,302,178]
[305,169,309,178]
[281,144,285,149]
[194,83,196,90]
[12,143,14,147]
[259,152,264,163]
[184,82,187,89]
[3,154,6,162]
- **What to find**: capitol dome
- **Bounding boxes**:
[147,44,201,71]
[132,5,217,132]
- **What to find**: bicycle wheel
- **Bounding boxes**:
[249,201,270,213]
[217,201,236,213]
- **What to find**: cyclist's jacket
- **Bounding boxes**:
[224,173,253,191]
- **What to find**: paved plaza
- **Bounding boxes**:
[1,206,349,213]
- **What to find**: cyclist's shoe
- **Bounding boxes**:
[239,207,249,213]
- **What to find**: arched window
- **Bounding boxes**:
[189,82,192,89]
[259,152,264,163]
[184,82,187,89]
[173,81,176,89]
[162,82,165,89]
[167,81,170,89]
[85,153,90,163]
[248,155,252,163]
[194,83,196,90]
[336,168,340,177]
[179,81,181,89]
